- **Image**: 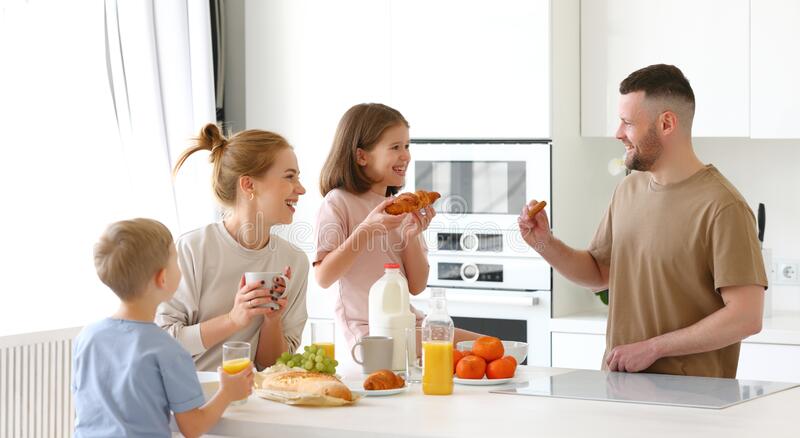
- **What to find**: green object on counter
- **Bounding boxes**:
[595,289,609,305]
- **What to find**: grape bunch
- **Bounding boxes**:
[276,345,338,375]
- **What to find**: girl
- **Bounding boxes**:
[157,124,309,371]
[314,103,480,348]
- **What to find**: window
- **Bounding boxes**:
[0,1,168,335]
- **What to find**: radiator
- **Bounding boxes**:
[0,327,81,438]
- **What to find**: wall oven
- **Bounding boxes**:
[407,140,553,366]
[407,140,552,292]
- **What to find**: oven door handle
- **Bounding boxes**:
[413,291,540,307]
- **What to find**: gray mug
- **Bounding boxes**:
[351,336,394,374]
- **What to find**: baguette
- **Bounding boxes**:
[259,371,353,402]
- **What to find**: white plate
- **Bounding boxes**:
[454,377,513,386]
[350,385,409,396]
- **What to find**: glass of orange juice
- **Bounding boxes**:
[222,341,251,405]
[311,320,335,359]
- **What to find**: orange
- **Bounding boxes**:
[486,356,517,379]
[455,354,486,379]
[453,350,465,373]
[471,336,504,362]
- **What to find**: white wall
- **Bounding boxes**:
[224,0,800,320]
[549,0,621,317]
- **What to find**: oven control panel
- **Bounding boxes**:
[428,254,550,291]
[438,262,503,282]
[437,232,503,252]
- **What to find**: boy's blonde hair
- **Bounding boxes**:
[94,218,174,300]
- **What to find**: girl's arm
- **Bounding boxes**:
[400,234,430,294]
[399,207,435,294]
[315,225,372,288]
[315,198,402,288]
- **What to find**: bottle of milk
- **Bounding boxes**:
[368,263,416,371]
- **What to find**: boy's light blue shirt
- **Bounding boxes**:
[72,318,205,437]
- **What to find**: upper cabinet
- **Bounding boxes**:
[751,0,800,139]
[581,0,750,138]
[388,0,551,139]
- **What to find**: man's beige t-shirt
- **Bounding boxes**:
[588,165,768,378]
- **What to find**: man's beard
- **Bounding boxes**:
[625,125,662,172]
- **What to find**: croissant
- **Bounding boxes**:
[527,200,547,219]
[385,190,441,215]
[363,369,405,390]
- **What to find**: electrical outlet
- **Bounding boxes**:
[773,259,800,285]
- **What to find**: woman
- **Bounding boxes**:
[157,124,308,371]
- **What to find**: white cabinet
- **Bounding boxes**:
[737,342,800,383]
[551,333,800,381]
[389,0,550,139]
[751,0,800,139]
[551,332,606,370]
[581,0,750,138]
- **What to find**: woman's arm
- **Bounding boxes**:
[254,260,308,369]
[200,279,275,350]
[255,318,288,369]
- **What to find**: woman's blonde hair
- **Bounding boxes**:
[174,124,291,208]
[319,103,409,197]
[94,218,173,300]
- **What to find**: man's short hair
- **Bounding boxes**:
[620,64,695,121]
[94,218,174,301]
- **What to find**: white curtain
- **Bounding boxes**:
[104,0,218,234]
[0,0,219,336]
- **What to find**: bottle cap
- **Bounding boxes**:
[384,263,400,269]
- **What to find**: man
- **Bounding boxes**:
[519,64,768,378]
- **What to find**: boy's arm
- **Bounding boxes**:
[174,366,254,438]
[173,390,232,438]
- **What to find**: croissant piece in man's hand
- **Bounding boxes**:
[363,369,405,390]
[527,200,547,219]
[385,190,441,215]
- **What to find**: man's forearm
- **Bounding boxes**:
[650,300,762,359]
[539,237,608,290]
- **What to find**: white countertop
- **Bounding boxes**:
[196,365,800,438]
[551,310,800,345]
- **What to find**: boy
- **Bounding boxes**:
[72,218,253,437]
